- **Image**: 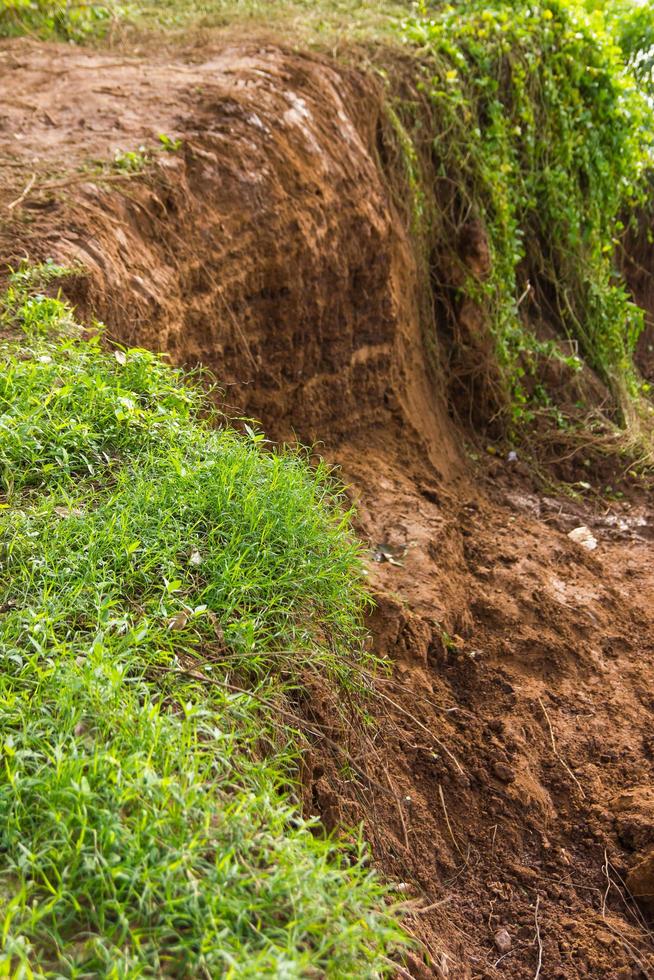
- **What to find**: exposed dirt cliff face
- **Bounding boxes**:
[625,217,654,384]
[0,39,457,475]
[3,37,654,978]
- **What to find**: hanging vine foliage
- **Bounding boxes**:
[400,0,654,429]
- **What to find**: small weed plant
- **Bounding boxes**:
[0,266,404,976]
[112,136,181,174]
[112,146,150,173]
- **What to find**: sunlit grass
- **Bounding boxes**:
[0,266,405,976]
[0,0,118,41]
[130,0,408,46]
[0,0,410,46]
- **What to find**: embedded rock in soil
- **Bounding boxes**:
[493,927,512,954]
[627,849,654,909]
[492,761,516,784]
[611,787,654,851]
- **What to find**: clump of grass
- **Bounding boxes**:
[131,0,407,46]
[0,0,119,41]
[0,267,405,976]
[111,136,182,174]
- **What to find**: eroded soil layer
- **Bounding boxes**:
[2,38,654,978]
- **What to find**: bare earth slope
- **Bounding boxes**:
[2,38,654,978]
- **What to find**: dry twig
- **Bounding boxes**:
[382,763,410,850]
[7,172,36,211]
[537,696,586,798]
[438,783,465,859]
[602,849,611,918]
[534,894,543,980]
[373,687,465,774]
[6,169,145,210]
[407,897,450,915]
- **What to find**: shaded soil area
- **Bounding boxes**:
[3,37,654,978]
[625,217,654,385]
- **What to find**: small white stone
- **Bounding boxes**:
[568,526,598,551]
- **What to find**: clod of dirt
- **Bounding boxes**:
[167,611,189,631]
[493,761,516,784]
[372,542,406,566]
[611,787,654,851]
[627,849,654,910]
[494,927,512,954]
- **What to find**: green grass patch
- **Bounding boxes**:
[0,0,407,45]
[125,0,406,46]
[0,267,405,976]
[0,0,120,41]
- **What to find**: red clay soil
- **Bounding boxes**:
[3,37,654,979]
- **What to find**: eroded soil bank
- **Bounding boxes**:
[2,38,654,978]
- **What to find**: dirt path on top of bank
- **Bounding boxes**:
[2,37,654,979]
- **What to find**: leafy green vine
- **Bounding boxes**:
[400,0,654,428]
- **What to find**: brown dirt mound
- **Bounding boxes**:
[3,37,654,978]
